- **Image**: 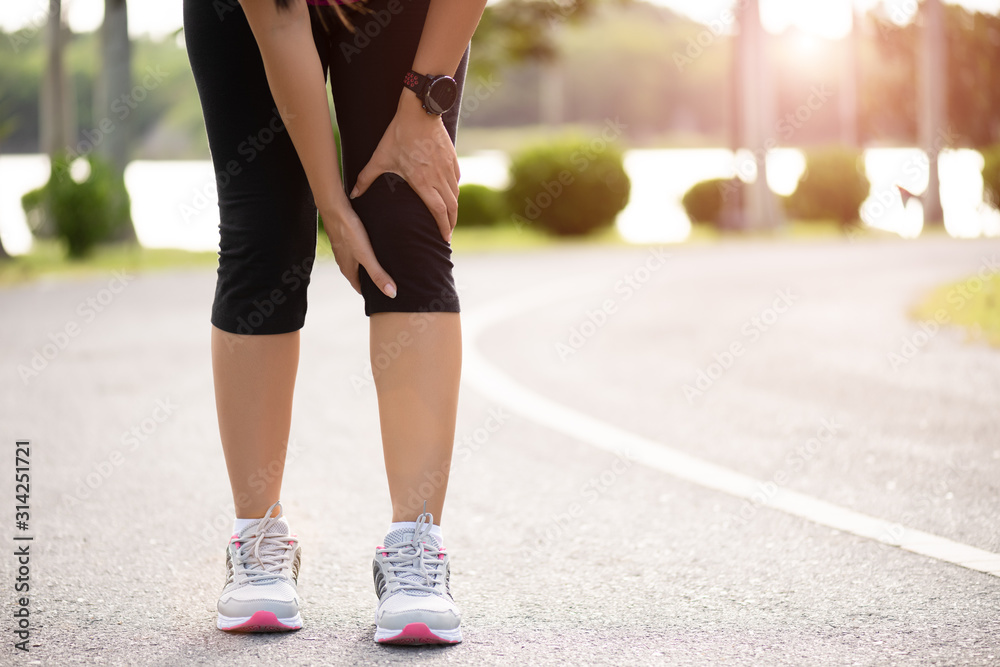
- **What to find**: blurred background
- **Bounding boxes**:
[2,3,999,661]
[1,0,999,266]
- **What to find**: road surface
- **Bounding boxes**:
[1,234,998,665]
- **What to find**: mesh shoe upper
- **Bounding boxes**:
[218,501,301,619]
[372,510,460,631]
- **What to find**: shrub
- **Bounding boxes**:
[505,136,631,236]
[982,145,1000,206]
[785,146,869,226]
[21,186,52,238]
[682,178,744,226]
[21,152,132,258]
[458,183,507,227]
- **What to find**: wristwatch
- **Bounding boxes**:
[403,69,459,116]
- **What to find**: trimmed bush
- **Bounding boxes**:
[982,145,1000,205]
[505,136,630,236]
[21,186,51,238]
[22,152,132,258]
[458,183,507,227]
[785,146,869,227]
[682,178,744,226]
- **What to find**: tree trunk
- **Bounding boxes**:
[719,29,743,230]
[839,8,859,147]
[737,0,782,231]
[919,0,946,225]
[539,60,564,127]
[98,0,137,242]
[40,0,73,159]
[0,120,11,259]
[0,209,9,259]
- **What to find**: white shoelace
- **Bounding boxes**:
[383,511,445,595]
[227,501,297,586]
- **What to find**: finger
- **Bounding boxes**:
[331,247,362,295]
[445,162,459,201]
[351,153,386,199]
[440,183,458,233]
[414,182,451,242]
[356,248,397,299]
[346,262,362,295]
[328,215,386,297]
[339,213,397,298]
[452,154,461,190]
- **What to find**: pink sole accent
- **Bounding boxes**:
[377,623,460,645]
[222,611,300,633]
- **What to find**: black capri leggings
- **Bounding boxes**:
[182,0,468,334]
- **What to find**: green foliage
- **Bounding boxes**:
[466,2,730,137]
[21,152,132,258]
[982,145,1000,205]
[505,135,630,236]
[0,27,205,156]
[785,147,870,227]
[4,0,1000,155]
[458,184,507,227]
[682,178,743,226]
[471,0,598,74]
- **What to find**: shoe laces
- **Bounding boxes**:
[228,500,297,586]
[382,510,444,595]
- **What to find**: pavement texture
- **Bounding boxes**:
[0,234,998,665]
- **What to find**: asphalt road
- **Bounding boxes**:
[1,233,998,665]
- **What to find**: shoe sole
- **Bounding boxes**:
[217,611,302,632]
[375,622,462,645]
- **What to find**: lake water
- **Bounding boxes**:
[1,148,997,255]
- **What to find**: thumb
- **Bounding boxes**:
[351,156,385,200]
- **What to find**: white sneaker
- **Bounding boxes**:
[372,509,462,644]
[216,500,302,632]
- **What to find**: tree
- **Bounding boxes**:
[0,103,14,259]
[96,0,130,176]
[734,0,782,230]
[470,0,623,131]
[919,0,946,224]
[840,7,860,147]
[96,0,136,241]
[40,0,74,159]
[470,0,607,77]
[36,0,76,241]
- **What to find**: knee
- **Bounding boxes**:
[350,175,460,316]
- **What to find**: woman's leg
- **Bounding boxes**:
[370,313,461,523]
[185,0,325,519]
[320,0,469,643]
[325,0,469,525]
[185,0,329,633]
[212,328,300,518]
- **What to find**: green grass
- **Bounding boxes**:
[0,219,908,288]
[913,271,1000,347]
[0,239,217,286]
[451,223,626,252]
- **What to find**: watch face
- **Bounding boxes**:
[426,77,458,115]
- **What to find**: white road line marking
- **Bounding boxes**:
[463,282,1000,579]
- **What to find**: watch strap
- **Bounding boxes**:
[403,70,431,96]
